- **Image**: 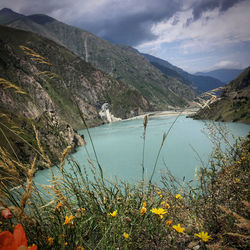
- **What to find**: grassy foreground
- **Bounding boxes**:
[0,115,249,250]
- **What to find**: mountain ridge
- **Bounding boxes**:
[142,53,224,93]
[195,68,244,84]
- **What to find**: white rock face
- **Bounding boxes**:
[99,103,121,123]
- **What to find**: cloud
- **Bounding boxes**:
[213,60,242,70]
[138,0,250,53]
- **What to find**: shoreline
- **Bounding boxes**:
[123,108,199,121]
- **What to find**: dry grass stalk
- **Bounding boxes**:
[32,123,51,167]
[60,145,71,171]
[19,45,52,66]
[218,205,250,231]
[19,156,36,219]
[0,78,27,95]
[50,179,71,210]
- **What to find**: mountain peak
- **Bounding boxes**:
[0,8,14,13]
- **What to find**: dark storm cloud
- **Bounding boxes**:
[72,0,183,46]
[191,0,245,21]
[0,0,247,46]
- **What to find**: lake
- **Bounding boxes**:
[34,116,250,185]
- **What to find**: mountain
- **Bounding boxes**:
[0,25,150,166]
[1,9,196,109]
[0,8,24,25]
[142,53,224,93]
[195,69,244,84]
[191,66,250,124]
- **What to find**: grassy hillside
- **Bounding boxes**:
[192,66,250,124]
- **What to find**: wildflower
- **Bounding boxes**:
[143,201,147,207]
[108,210,117,217]
[194,232,212,242]
[241,156,246,161]
[161,201,165,205]
[157,191,161,195]
[151,208,167,219]
[64,242,68,246]
[140,207,147,215]
[77,208,86,214]
[159,195,163,198]
[56,201,63,210]
[166,220,172,226]
[77,247,84,250]
[123,233,129,239]
[164,203,170,209]
[1,208,12,219]
[48,237,54,246]
[64,215,74,225]
[175,194,183,199]
[172,224,185,233]
[234,178,240,183]
[0,224,37,249]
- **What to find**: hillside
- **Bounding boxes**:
[142,53,224,93]
[0,25,150,166]
[1,9,196,109]
[195,68,243,84]
[192,66,250,124]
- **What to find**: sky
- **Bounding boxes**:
[1,0,250,73]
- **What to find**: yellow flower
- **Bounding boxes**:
[140,206,147,215]
[161,201,165,205]
[172,224,185,233]
[151,208,167,219]
[175,194,183,199]
[108,210,117,217]
[64,214,74,225]
[164,203,170,209]
[123,233,129,239]
[143,201,147,207]
[166,220,172,226]
[194,232,212,242]
[64,242,68,246]
[157,191,161,195]
[77,247,84,250]
[48,237,54,246]
[56,201,63,210]
[234,178,240,183]
[159,195,163,198]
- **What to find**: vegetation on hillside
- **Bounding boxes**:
[192,66,250,124]
[0,108,249,249]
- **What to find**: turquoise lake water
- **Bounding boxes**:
[34,116,250,185]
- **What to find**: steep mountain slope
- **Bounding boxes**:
[195,68,244,84]
[2,9,196,109]
[192,66,250,124]
[0,25,150,165]
[142,53,224,93]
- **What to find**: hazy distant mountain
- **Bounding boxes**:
[1,8,196,109]
[195,69,244,84]
[142,53,224,93]
[192,66,250,124]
